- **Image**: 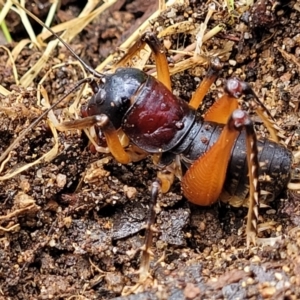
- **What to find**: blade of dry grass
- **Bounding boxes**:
[41,0,59,34]
[194,3,216,56]
[0,0,12,26]
[0,118,59,180]
[96,0,185,73]
[1,45,19,84]
[0,85,10,96]
[0,86,59,180]
[0,13,12,42]
[37,0,117,43]
[10,0,118,88]
[15,0,39,47]
[10,38,31,61]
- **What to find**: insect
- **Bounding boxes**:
[3,2,294,295]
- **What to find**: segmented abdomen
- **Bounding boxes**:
[171,117,292,206]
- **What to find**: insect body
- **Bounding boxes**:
[79,62,293,291]
[85,66,292,206]
[6,3,294,294]
[9,4,291,213]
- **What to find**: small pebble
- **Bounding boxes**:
[56,173,67,188]
[229,59,237,66]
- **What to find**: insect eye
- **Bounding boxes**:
[95,89,106,105]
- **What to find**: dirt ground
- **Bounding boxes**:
[1,0,300,299]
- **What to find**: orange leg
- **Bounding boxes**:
[204,93,239,124]
[203,78,244,124]
[189,57,222,110]
[182,109,260,245]
[59,115,131,164]
[202,77,281,143]
[189,60,240,125]
[143,34,241,128]
[142,32,172,91]
[182,112,241,206]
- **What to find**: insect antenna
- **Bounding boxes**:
[11,0,104,80]
[0,2,106,166]
[0,77,94,166]
[242,83,282,142]
[225,78,281,142]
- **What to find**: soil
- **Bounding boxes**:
[1,0,300,299]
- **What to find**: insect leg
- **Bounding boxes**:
[205,78,280,141]
[203,78,240,124]
[138,179,161,281]
[244,120,260,247]
[60,114,131,164]
[189,57,222,110]
[141,32,172,91]
[155,157,182,193]
[230,80,280,143]
[254,107,279,143]
[182,110,242,206]
[90,115,132,164]
[122,179,161,296]
[182,109,260,245]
